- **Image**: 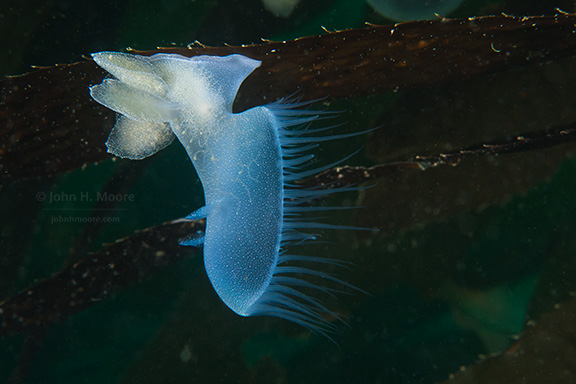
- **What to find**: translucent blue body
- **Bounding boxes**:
[184,106,284,314]
[90,52,358,333]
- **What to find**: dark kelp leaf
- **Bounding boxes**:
[300,122,576,190]
[0,62,113,184]
[0,219,203,336]
[439,297,576,384]
[3,13,576,184]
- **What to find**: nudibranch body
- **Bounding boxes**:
[90,51,355,333]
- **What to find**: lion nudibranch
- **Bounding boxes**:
[90,51,366,335]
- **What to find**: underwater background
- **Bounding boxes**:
[2,0,576,383]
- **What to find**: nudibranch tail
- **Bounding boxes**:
[89,51,366,337]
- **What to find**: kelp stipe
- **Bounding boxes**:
[89,52,371,337]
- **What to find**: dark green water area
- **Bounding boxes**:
[2,0,576,383]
